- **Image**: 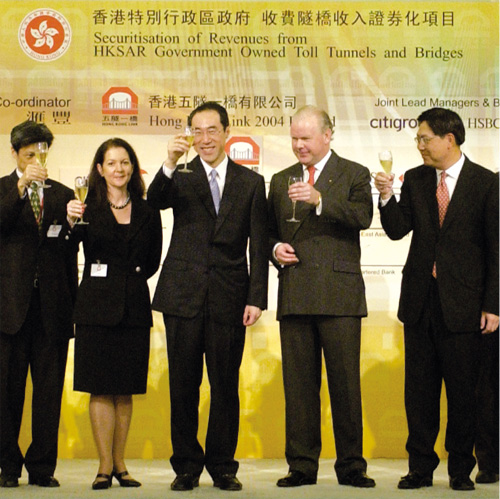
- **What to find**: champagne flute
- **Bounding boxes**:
[35,142,51,188]
[286,175,303,223]
[379,150,393,175]
[74,176,89,225]
[177,126,194,173]
[371,150,393,180]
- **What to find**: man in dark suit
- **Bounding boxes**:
[268,105,375,488]
[147,102,268,492]
[373,107,499,491]
[0,121,78,488]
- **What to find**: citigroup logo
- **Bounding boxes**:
[19,9,71,61]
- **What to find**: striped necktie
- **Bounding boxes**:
[209,169,220,214]
[30,182,42,228]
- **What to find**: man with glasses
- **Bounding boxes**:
[147,102,268,492]
[373,107,498,491]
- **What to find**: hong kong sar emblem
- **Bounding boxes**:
[19,9,71,61]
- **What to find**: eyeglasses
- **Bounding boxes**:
[192,127,223,138]
[414,135,438,145]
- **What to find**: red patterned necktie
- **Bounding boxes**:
[436,171,449,226]
[433,171,449,277]
[307,165,315,185]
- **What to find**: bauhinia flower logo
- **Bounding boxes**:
[31,20,59,49]
[19,9,71,61]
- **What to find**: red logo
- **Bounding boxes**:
[225,137,260,166]
[19,9,71,61]
[102,87,139,115]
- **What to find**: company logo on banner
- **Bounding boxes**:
[102,87,139,127]
[102,87,139,115]
[18,9,71,61]
[226,137,261,172]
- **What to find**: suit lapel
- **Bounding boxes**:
[11,169,39,229]
[420,167,440,230]
[290,152,344,238]
[214,161,240,234]
[440,159,473,233]
[40,180,56,233]
[315,151,344,194]
[186,158,218,218]
[128,198,149,241]
[285,163,307,240]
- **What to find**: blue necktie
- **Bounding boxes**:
[209,169,220,214]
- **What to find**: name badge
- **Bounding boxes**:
[91,262,108,277]
[47,224,62,237]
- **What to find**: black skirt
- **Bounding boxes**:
[74,324,150,395]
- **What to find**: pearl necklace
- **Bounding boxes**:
[108,193,131,210]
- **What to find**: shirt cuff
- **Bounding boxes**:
[379,192,394,207]
[162,162,175,178]
[272,242,284,267]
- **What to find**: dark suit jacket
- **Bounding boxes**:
[268,150,373,320]
[0,171,78,340]
[147,157,268,326]
[63,195,162,328]
[379,158,499,332]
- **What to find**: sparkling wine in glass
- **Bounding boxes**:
[177,127,194,173]
[379,150,393,175]
[35,142,51,188]
[286,175,303,223]
[74,176,89,225]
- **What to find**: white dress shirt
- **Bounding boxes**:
[162,155,229,197]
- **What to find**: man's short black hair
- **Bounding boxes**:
[10,120,54,152]
[188,101,229,130]
[417,108,465,146]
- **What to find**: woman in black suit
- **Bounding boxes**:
[65,138,162,489]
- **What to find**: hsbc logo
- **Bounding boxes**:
[18,9,71,62]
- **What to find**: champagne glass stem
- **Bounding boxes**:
[178,149,192,173]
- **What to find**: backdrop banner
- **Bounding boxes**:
[1,0,498,459]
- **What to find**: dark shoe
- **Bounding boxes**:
[28,475,60,487]
[338,470,376,488]
[476,470,499,484]
[112,470,141,487]
[171,474,199,491]
[277,470,317,487]
[450,475,475,491]
[213,474,242,491]
[398,471,433,489]
[92,473,112,490]
[0,473,19,488]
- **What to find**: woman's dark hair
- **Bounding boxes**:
[417,107,465,146]
[88,138,145,205]
[187,101,229,130]
[10,120,54,152]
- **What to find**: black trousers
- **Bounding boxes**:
[0,289,68,478]
[403,279,481,478]
[163,305,245,479]
[279,315,366,479]
[475,330,499,473]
